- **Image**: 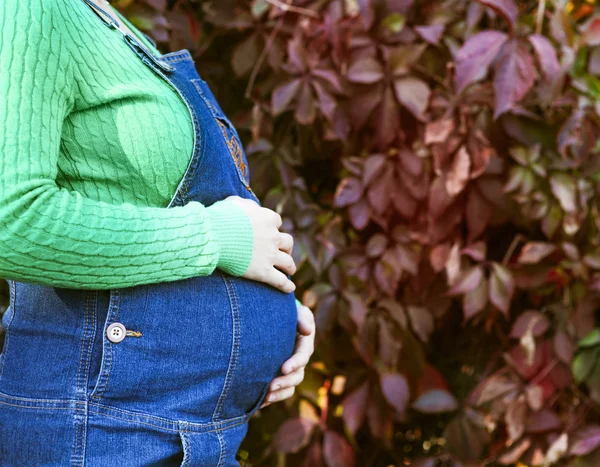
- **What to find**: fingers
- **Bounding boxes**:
[279,232,294,255]
[274,250,296,276]
[265,268,296,293]
[282,331,314,374]
[260,386,296,408]
[269,366,305,393]
[296,304,315,336]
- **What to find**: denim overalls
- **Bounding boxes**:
[0,2,298,465]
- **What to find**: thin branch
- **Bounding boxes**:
[265,0,321,18]
[244,15,285,99]
[502,234,525,266]
[536,0,547,35]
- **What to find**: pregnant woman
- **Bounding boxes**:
[0,0,314,465]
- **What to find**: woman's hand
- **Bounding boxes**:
[260,301,316,409]
[224,196,296,293]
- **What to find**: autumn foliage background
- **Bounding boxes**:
[3,0,600,465]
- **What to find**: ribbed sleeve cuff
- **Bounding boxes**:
[205,200,254,276]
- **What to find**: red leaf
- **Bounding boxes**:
[493,39,536,118]
[375,85,400,148]
[446,146,471,196]
[342,382,369,435]
[582,16,600,46]
[303,442,323,467]
[272,79,302,115]
[455,31,508,93]
[505,396,527,442]
[380,372,410,414]
[347,57,385,84]
[448,266,484,296]
[415,24,444,45]
[334,178,363,207]
[528,34,560,79]
[412,389,459,413]
[463,275,488,321]
[553,330,575,364]
[348,83,382,130]
[323,431,355,467]
[272,417,317,453]
[466,187,491,243]
[393,76,430,121]
[425,118,454,145]
[295,80,317,124]
[489,263,514,317]
[524,409,561,433]
[407,306,434,343]
[476,0,518,32]
[517,242,557,264]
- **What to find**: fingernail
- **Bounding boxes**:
[273,384,281,391]
[267,394,276,401]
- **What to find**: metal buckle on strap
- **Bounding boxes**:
[122,33,175,73]
[81,0,121,30]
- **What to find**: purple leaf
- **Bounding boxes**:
[380,372,410,414]
[342,382,369,435]
[489,262,514,317]
[393,76,431,121]
[272,417,317,453]
[448,266,484,296]
[570,425,600,456]
[334,178,363,207]
[510,311,550,338]
[272,79,302,115]
[476,0,518,32]
[455,31,508,93]
[528,34,560,79]
[517,242,557,264]
[412,389,459,413]
[493,39,536,118]
[347,57,385,84]
[550,173,577,213]
[295,81,317,124]
[415,24,444,44]
[463,275,488,321]
[323,430,356,467]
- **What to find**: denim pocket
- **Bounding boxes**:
[244,382,270,419]
[190,78,251,189]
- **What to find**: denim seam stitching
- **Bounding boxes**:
[212,272,240,422]
[90,403,250,434]
[179,423,191,467]
[190,79,251,190]
[90,290,120,401]
[216,429,226,467]
[0,280,16,382]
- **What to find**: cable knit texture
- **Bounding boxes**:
[0,0,255,289]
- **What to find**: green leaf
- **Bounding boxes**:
[382,13,405,33]
[572,348,600,383]
[579,329,600,348]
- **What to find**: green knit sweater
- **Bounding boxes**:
[0,0,258,290]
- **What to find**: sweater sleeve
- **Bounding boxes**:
[0,0,254,289]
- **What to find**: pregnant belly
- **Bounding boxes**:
[94,270,298,423]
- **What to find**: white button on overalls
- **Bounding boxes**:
[106,322,127,343]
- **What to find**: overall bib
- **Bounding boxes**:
[0,2,298,465]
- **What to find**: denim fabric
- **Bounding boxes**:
[0,3,298,465]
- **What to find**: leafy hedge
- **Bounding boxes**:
[4,0,600,465]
